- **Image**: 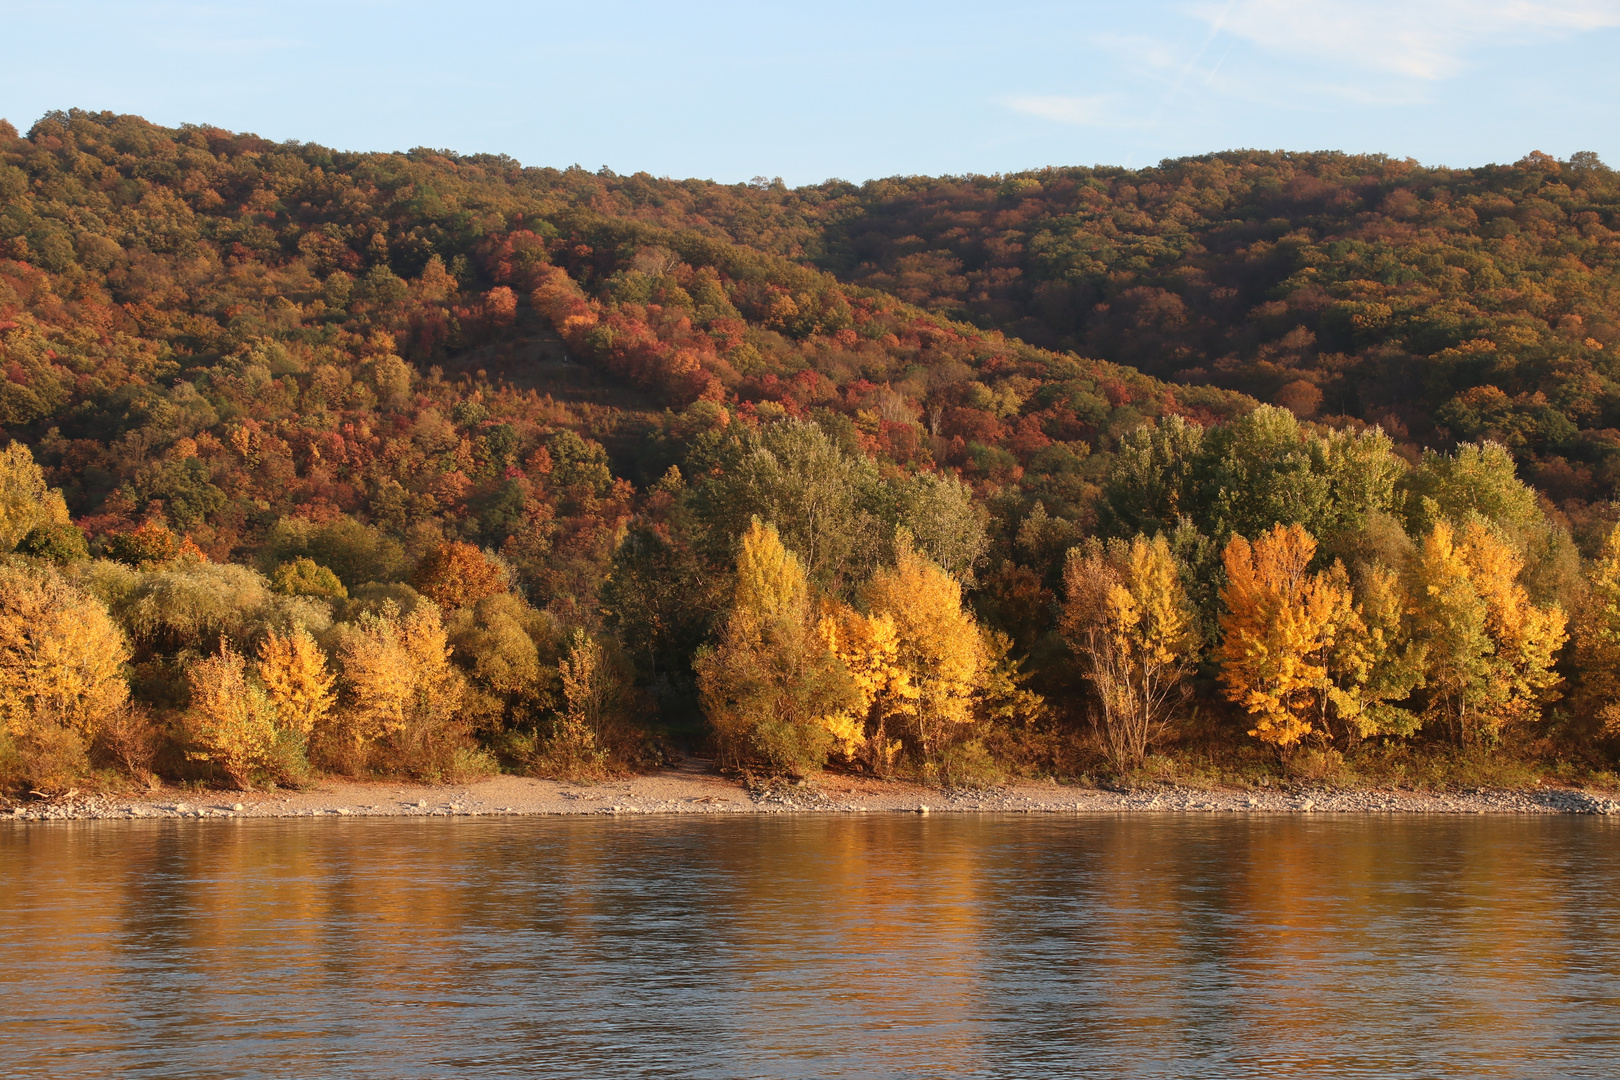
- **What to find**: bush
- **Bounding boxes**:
[0,564,132,791]
[329,602,471,780]
[18,522,89,562]
[931,738,1003,790]
[271,557,348,599]
[182,646,277,789]
[92,706,160,782]
[0,720,88,794]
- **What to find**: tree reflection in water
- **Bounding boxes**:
[1,815,1617,1078]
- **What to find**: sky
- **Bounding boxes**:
[3,0,1619,185]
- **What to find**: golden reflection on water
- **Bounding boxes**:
[3,815,1619,1079]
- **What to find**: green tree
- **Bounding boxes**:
[888,471,988,584]
[271,557,348,599]
[265,516,406,589]
[1400,440,1578,608]
[600,525,722,681]
[1195,405,1402,546]
[1098,415,1205,539]
[689,420,884,591]
[17,522,89,563]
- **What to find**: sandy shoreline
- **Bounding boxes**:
[5,758,1620,822]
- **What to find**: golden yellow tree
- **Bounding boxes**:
[1413,519,1567,745]
[0,565,131,788]
[257,627,335,744]
[1062,534,1197,770]
[1575,521,1620,734]
[817,604,911,769]
[1216,524,1348,748]
[1319,563,1426,739]
[184,645,277,789]
[0,441,70,553]
[850,533,989,770]
[697,519,854,775]
[335,603,467,774]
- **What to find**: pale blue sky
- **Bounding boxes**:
[4,1,1618,184]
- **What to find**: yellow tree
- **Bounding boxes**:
[855,533,989,769]
[1320,563,1426,740]
[335,603,466,774]
[818,604,912,770]
[257,627,336,745]
[0,565,131,788]
[1575,522,1620,734]
[1216,524,1348,748]
[1061,534,1198,770]
[184,645,277,789]
[1413,519,1567,745]
[0,441,70,553]
[697,519,854,775]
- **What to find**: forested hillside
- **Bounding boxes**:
[477,149,1620,519]
[0,109,1615,794]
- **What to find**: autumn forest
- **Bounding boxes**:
[3,109,1619,793]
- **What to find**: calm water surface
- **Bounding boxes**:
[2,815,1618,1078]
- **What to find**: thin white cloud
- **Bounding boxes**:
[1003,94,1120,126]
[1189,0,1620,80]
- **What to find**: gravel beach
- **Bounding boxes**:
[5,758,1620,822]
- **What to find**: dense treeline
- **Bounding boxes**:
[0,110,1607,793]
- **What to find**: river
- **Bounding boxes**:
[3,815,1617,1078]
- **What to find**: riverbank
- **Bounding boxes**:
[6,758,1620,821]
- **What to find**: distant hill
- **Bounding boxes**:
[593,151,1620,509]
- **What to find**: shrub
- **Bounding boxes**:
[271,557,348,599]
[17,522,89,563]
[0,564,131,791]
[331,603,469,780]
[182,646,277,789]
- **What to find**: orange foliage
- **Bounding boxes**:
[411,542,508,610]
